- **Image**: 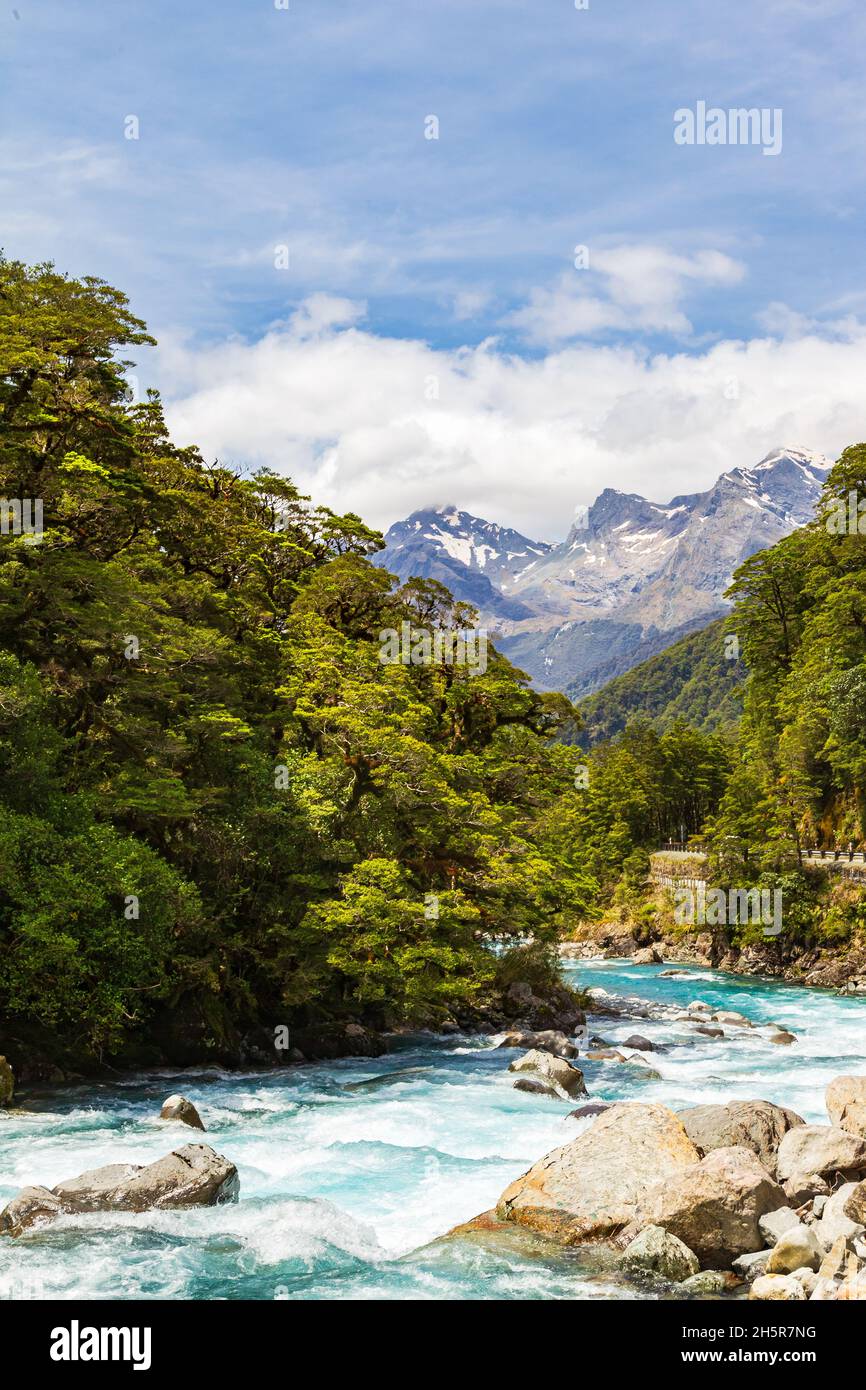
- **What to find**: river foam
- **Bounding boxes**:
[1,959,864,1299]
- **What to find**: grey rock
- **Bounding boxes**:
[159,1095,205,1131]
[679,1270,741,1296]
[619,1224,699,1283]
[0,1186,63,1237]
[622,1035,656,1052]
[826,1075,866,1139]
[622,1145,787,1267]
[678,1100,804,1176]
[732,1249,772,1282]
[513,1079,559,1098]
[507,1049,586,1100]
[776,1125,866,1184]
[758,1206,802,1246]
[1,1144,239,1235]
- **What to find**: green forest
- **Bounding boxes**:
[1,259,865,1072]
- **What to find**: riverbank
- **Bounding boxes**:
[564,896,866,995]
[2,958,865,1300]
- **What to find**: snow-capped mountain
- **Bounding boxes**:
[375,448,833,693]
[374,506,552,620]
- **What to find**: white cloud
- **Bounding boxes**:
[157,292,866,542]
[507,246,746,346]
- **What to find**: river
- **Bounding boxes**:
[2,958,865,1300]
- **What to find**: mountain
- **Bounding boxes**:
[373,506,551,620]
[572,617,744,747]
[375,448,832,693]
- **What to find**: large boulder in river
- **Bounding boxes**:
[159,1094,205,1131]
[55,1144,239,1213]
[776,1125,866,1185]
[0,1144,239,1235]
[678,1100,804,1176]
[496,1102,700,1245]
[826,1076,866,1139]
[496,1030,578,1060]
[0,1056,14,1107]
[622,1145,788,1267]
[0,1186,63,1237]
[507,1050,586,1100]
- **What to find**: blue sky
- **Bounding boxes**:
[4,0,866,535]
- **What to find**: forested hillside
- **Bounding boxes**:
[706,444,866,875]
[573,617,743,747]
[0,258,600,1069]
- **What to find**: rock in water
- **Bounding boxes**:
[619,1225,699,1282]
[0,1144,239,1235]
[513,1079,558,1098]
[0,1186,63,1238]
[776,1125,866,1184]
[621,1145,787,1267]
[496,1102,700,1245]
[677,1100,804,1176]
[507,1049,586,1100]
[0,1057,13,1107]
[622,1035,656,1052]
[826,1076,866,1139]
[679,1270,741,1296]
[159,1095,206,1130]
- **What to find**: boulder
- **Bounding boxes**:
[714,1011,753,1027]
[678,1100,804,1176]
[765,1224,823,1273]
[619,1224,699,1282]
[826,1076,866,1139]
[1,1144,239,1235]
[818,1183,866,1247]
[783,1173,830,1205]
[623,1145,787,1267]
[790,1267,819,1297]
[750,1274,807,1301]
[0,1186,63,1237]
[843,1179,866,1225]
[769,1032,796,1046]
[513,1079,558,1098]
[496,1030,578,1059]
[567,1102,611,1121]
[687,1001,711,1014]
[159,1095,205,1131]
[54,1163,140,1211]
[0,1056,14,1107]
[633,946,661,965]
[758,1205,801,1246]
[732,1249,771,1282]
[679,1270,741,1295]
[694,1026,724,1039]
[507,1050,586,1100]
[497,1102,700,1245]
[622,1035,655,1052]
[776,1125,866,1184]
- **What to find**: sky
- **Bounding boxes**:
[3,0,866,539]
